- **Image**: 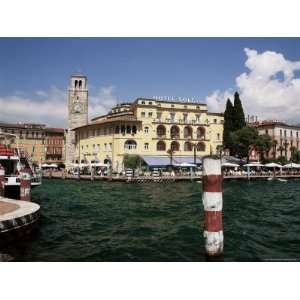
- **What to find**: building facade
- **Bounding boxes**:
[0,122,65,165]
[253,120,300,160]
[72,97,224,171]
[44,128,66,164]
[65,74,88,167]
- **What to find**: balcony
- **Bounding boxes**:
[196,135,205,140]
[154,118,207,126]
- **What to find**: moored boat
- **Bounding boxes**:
[0,132,42,195]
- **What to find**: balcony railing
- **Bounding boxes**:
[196,135,205,140]
[154,118,208,125]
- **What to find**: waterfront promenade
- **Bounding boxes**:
[0,197,40,245]
[43,170,300,182]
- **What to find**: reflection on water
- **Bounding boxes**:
[2,179,300,261]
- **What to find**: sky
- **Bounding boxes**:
[1,37,300,127]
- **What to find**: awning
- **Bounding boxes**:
[222,162,239,167]
[141,156,171,167]
[243,162,264,167]
[141,155,201,167]
[264,163,282,168]
[172,156,202,165]
[282,163,300,168]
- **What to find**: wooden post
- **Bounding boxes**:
[20,168,31,201]
[202,156,223,256]
[0,164,5,197]
[91,167,95,181]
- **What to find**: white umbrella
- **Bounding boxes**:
[243,162,264,167]
[264,163,282,168]
[91,162,108,167]
[283,163,300,168]
[177,162,196,167]
[222,162,239,168]
[79,163,89,167]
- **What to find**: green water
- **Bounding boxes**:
[3,179,300,261]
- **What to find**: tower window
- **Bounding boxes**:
[75,80,78,88]
[79,80,82,88]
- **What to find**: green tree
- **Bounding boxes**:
[291,150,300,162]
[231,126,272,162]
[231,126,259,161]
[233,92,246,130]
[223,98,234,152]
[275,156,287,165]
[123,154,142,170]
[256,134,272,161]
[272,140,278,159]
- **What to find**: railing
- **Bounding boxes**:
[153,118,208,125]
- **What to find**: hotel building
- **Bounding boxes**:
[69,75,224,171]
[252,120,300,160]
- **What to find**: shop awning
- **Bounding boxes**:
[141,155,202,167]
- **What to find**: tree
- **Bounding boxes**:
[233,92,246,130]
[256,134,272,161]
[278,145,284,157]
[231,126,272,162]
[123,154,142,170]
[167,148,175,166]
[272,140,278,159]
[231,126,259,161]
[283,141,289,160]
[223,98,235,152]
[292,150,300,163]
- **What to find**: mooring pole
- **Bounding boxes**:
[202,156,224,256]
[20,168,31,201]
[91,167,95,181]
[0,164,5,197]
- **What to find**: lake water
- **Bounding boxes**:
[2,179,300,261]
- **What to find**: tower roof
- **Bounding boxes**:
[71,73,87,78]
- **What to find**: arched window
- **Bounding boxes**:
[184,126,193,139]
[184,142,193,151]
[157,141,166,151]
[171,141,180,151]
[170,125,180,139]
[79,80,82,88]
[115,126,120,134]
[157,125,166,137]
[197,127,205,139]
[124,140,137,150]
[196,142,205,152]
[132,125,137,134]
[75,80,78,88]
[126,125,131,134]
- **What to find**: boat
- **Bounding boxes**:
[267,177,274,181]
[0,132,42,194]
[277,178,288,182]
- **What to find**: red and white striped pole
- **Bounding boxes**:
[20,168,31,201]
[202,156,224,256]
[0,164,5,197]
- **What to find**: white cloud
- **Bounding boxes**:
[89,86,118,119]
[0,85,118,128]
[206,48,300,124]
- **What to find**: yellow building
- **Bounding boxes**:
[73,98,223,171]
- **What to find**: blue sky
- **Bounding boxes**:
[1,38,300,126]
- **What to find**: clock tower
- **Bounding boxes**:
[66,74,88,167]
